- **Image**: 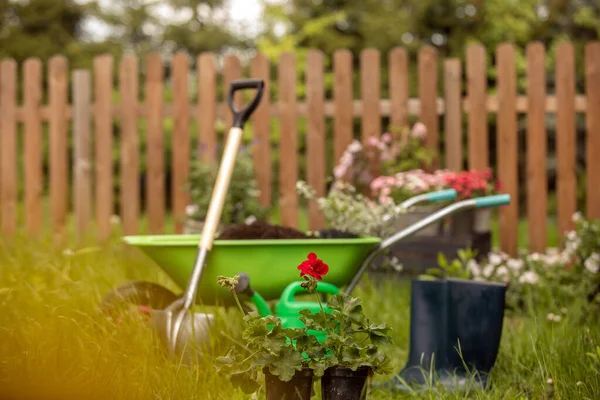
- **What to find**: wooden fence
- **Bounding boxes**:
[0,41,599,255]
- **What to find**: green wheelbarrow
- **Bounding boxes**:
[101,190,510,348]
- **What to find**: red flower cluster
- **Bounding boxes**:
[442,169,498,200]
[298,252,329,281]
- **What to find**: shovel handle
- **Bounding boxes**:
[199,79,265,250]
[228,79,265,128]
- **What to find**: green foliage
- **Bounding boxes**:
[299,292,394,374]
[421,249,478,281]
[215,311,322,393]
[186,148,268,225]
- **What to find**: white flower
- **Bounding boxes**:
[496,266,509,278]
[560,307,568,314]
[62,248,74,257]
[110,215,121,225]
[529,252,541,262]
[347,140,362,153]
[546,313,561,323]
[576,381,584,387]
[572,211,583,223]
[467,260,481,277]
[482,264,495,278]
[584,254,600,274]
[519,271,539,284]
[566,230,577,241]
[185,204,199,217]
[489,253,503,266]
[507,259,524,271]
[547,378,554,385]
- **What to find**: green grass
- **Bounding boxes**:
[0,235,598,399]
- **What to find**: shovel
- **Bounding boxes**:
[150,78,265,360]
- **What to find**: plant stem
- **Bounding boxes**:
[231,291,246,317]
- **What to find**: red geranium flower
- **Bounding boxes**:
[298,252,329,281]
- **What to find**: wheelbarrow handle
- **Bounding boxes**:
[384,189,457,223]
[344,194,511,295]
[227,79,265,128]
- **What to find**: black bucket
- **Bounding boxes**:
[264,367,314,400]
[321,366,372,400]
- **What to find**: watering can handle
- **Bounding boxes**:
[280,281,341,305]
[227,79,265,128]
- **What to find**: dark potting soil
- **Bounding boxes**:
[217,221,314,240]
[217,221,360,240]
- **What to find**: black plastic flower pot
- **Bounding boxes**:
[321,366,373,400]
[263,367,314,400]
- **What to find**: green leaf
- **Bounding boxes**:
[268,347,306,382]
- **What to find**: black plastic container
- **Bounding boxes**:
[264,367,314,400]
[321,366,372,400]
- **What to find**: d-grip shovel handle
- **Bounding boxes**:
[228,79,265,128]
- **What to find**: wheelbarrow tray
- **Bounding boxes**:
[122,235,381,305]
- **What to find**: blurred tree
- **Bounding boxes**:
[164,0,243,57]
[0,0,107,66]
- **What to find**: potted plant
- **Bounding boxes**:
[439,168,502,235]
[296,252,394,400]
[214,275,326,400]
[185,147,268,234]
[369,169,449,236]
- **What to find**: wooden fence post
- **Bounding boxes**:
[306,50,326,230]
[496,43,519,256]
[49,56,69,241]
[73,69,92,239]
[333,49,353,163]
[585,42,600,220]
[361,49,381,142]
[466,44,489,170]
[93,54,114,241]
[444,58,463,171]
[172,52,191,234]
[418,46,439,168]
[556,42,577,238]
[145,53,165,234]
[0,59,17,235]
[119,55,139,235]
[526,42,548,252]
[23,58,43,236]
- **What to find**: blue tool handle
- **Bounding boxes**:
[426,189,457,202]
[474,194,511,208]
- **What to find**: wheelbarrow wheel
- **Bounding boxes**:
[99,281,179,322]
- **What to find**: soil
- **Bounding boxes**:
[217,220,314,240]
[217,221,360,240]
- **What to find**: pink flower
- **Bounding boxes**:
[411,122,427,140]
[381,133,392,144]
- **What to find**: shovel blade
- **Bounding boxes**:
[150,309,215,362]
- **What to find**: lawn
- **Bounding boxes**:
[0,234,597,399]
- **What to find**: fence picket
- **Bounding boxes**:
[526,42,547,252]
[333,50,353,163]
[419,46,439,167]
[94,54,114,241]
[306,50,326,230]
[119,55,139,235]
[556,42,577,237]
[223,54,242,132]
[466,44,489,170]
[278,53,298,227]
[389,47,409,136]
[198,53,217,163]
[73,70,92,238]
[444,58,462,171]
[0,59,17,235]
[48,56,69,240]
[250,53,272,207]
[23,58,43,236]
[146,53,165,234]
[585,42,600,220]
[172,52,190,234]
[361,49,380,142]
[496,43,519,256]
